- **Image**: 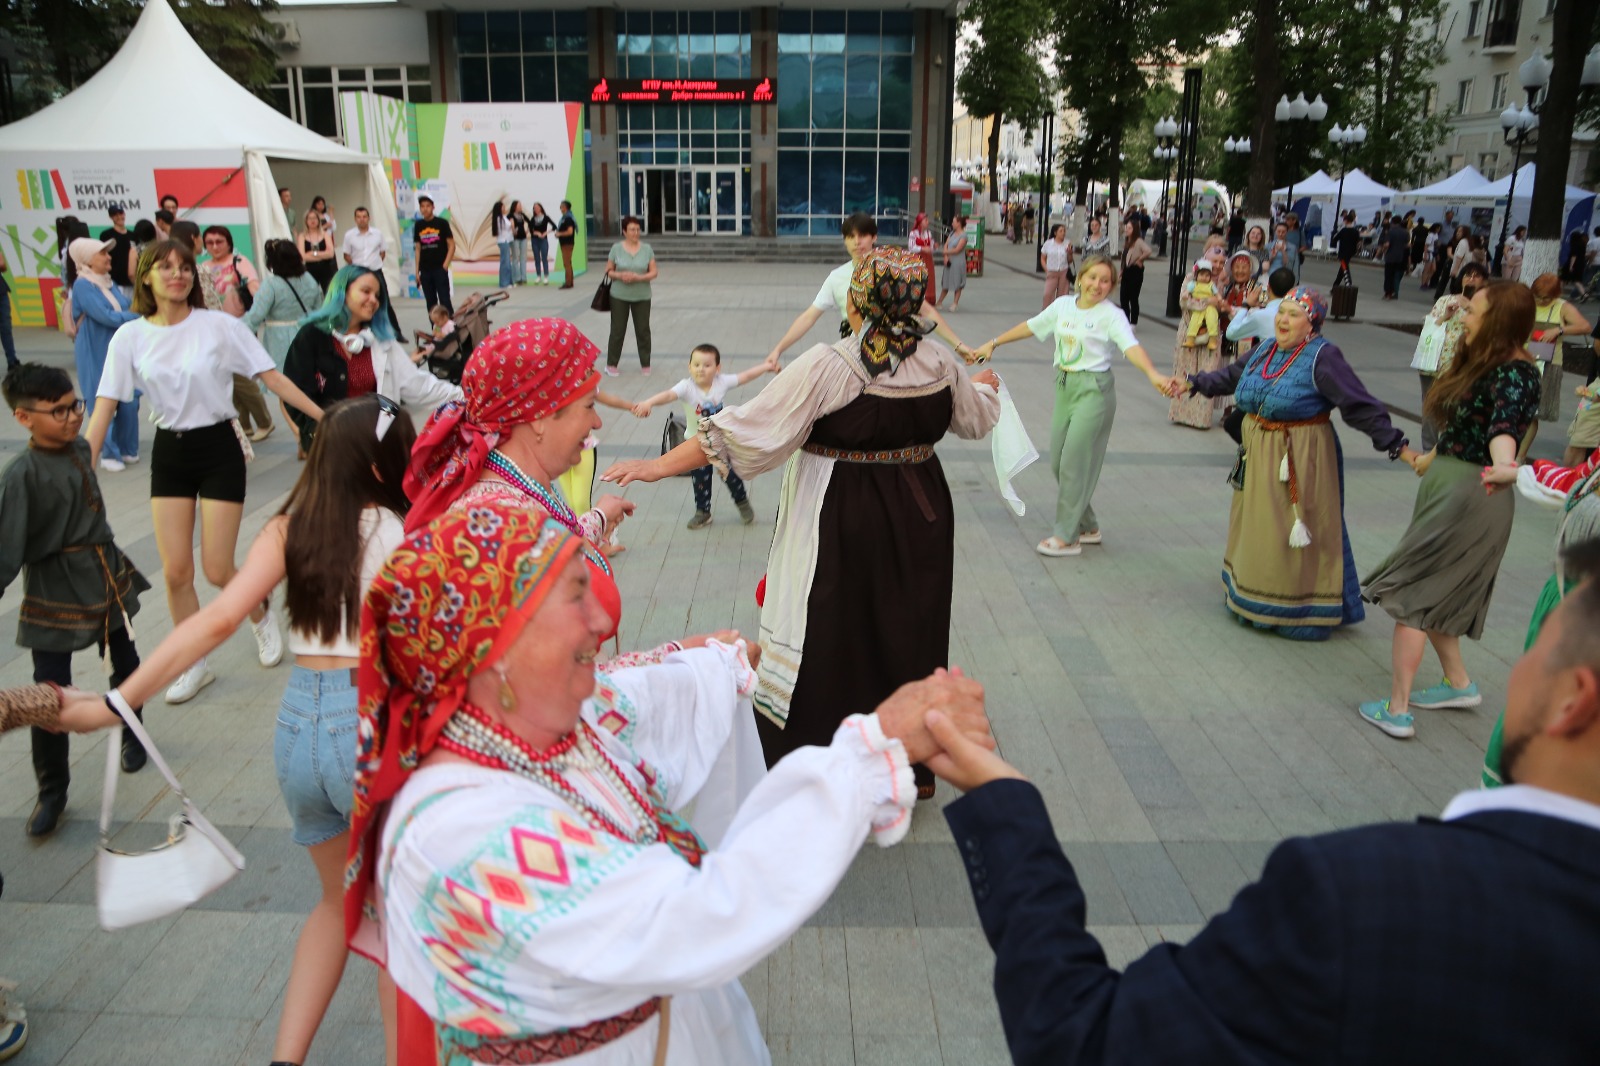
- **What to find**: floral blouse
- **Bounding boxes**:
[1436,360,1542,465]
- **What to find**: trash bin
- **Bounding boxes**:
[1330,285,1358,321]
[966,218,984,279]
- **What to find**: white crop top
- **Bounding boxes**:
[287,507,406,658]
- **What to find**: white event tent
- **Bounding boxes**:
[1275,169,1396,234]
[0,0,401,325]
[1392,163,1594,240]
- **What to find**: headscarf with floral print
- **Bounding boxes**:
[344,505,583,964]
[404,318,600,533]
[1281,285,1329,333]
[849,246,933,376]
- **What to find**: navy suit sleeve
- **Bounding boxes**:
[946,779,1344,1066]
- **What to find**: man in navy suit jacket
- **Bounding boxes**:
[927,564,1600,1065]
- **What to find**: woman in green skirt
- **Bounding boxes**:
[1360,282,1542,740]
[973,254,1168,557]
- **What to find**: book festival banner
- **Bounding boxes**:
[341,93,587,294]
[0,152,250,326]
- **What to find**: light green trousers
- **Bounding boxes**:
[1048,369,1117,542]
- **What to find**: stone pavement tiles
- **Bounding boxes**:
[0,247,1558,1064]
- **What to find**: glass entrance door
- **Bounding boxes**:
[687,168,741,234]
[621,168,679,235]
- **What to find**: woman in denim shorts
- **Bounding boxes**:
[96,395,414,1066]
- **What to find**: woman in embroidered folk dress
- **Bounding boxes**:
[1169,286,1417,640]
[406,316,733,670]
[602,248,1000,799]
[1169,235,1229,428]
[346,505,993,1065]
[1359,282,1541,740]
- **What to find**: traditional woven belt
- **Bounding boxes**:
[802,442,935,464]
[443,997,664,1064]
[1251,411,1332,431]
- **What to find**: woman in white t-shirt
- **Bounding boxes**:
[973,253,1167,557]
[1040,223,1073,309]
[87,238,323,704]
[81,395,410,1064]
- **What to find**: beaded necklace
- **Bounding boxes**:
[482,450,612,576]
[1257,337,1310,382]
[485,450,579,531]
[439,705,661,846]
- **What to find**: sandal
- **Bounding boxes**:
[1036,537,1082,557]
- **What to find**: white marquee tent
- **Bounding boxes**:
[0,0,401,323]
[1392,163,1594,240]
[1394,165,1492,201]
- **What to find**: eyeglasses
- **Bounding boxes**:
[375,395,400,442]
[151,262,195,276]
[23,399,85,421]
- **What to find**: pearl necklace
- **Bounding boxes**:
[440,706,661,846]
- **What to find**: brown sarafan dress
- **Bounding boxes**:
[698,335,999,789]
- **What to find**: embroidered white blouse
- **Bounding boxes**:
[378,644,916,1063]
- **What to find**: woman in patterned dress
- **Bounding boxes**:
[603,247,1000,799]
[1360,282,1542,740]
[1169,235,1229,428]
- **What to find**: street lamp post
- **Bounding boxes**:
[1153,115,1179,256]
[1327,122,1368,229]
[1274,91,1328,224]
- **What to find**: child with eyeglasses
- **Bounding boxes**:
[0,363,151,839]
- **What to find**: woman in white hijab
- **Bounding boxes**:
[70,236,141,471]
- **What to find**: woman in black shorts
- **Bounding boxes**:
[87,238,323,705]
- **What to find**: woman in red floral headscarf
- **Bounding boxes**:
[347,504,989,1065]
[406,317,717,665]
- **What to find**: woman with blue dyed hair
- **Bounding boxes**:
[283,265,461,455]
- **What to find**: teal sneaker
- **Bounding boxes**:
[1359,699,1416,739]
[1409,678,1482,709]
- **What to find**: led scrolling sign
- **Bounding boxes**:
[588,77,775,104]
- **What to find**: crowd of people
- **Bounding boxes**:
[1,196,1598,1066]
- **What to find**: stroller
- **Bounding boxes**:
[417,290,510,385]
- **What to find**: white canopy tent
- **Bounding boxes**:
[1392,163,1594,242]
[0,0,401,314]
[1395,165,1492,201]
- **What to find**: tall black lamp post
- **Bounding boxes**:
[1153,115,1178,257]
[1034,112,1056,274]
[1274,91,1328,223]
[1327,122,1368,229]
[1165,67,1203,319]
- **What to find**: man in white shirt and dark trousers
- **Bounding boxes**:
[342,206,401,336]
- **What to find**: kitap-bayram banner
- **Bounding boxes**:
[410,102,587,284]
[0,151,250,326]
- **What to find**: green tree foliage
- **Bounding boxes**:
[955,0,1053,198]
[0,0,280,120]
[0,6,63,120]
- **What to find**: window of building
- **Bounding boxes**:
[1426,84,1440,114]
[1491,72,1509,109]
[614,10,751,80]
[1479,152,1499,174]
[1465,0,1482,35]
[268,65,433,139]
[1456,78,1474,114]
[1484,0,1520,46]
[776,10,915,237]
[454,10,590,103]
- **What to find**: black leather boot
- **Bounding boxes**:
[28,727,68,838]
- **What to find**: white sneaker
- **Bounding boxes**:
[99,457,125,473]
[121,454,140,465]
[253,608,283,667]
[165,660,215,705]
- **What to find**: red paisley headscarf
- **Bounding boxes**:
[344,505,583,964]
[404,318,600,533]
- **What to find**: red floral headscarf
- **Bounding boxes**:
[344,505,583,964]
[404,318,600,533]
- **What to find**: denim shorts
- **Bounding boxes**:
[274,666,359,847]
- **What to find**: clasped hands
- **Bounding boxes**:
[873,667,1021,791]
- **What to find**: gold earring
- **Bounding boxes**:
[495,664,516,712]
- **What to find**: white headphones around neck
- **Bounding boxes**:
[338,328,377,355]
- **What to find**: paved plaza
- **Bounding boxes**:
[0,238,1568,1064]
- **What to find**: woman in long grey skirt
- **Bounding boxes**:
[1359,281,1541,740]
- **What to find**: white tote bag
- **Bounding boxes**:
[991,378,1039,517]
[97,695,245,930]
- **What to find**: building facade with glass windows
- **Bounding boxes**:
[265,3,959,240]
